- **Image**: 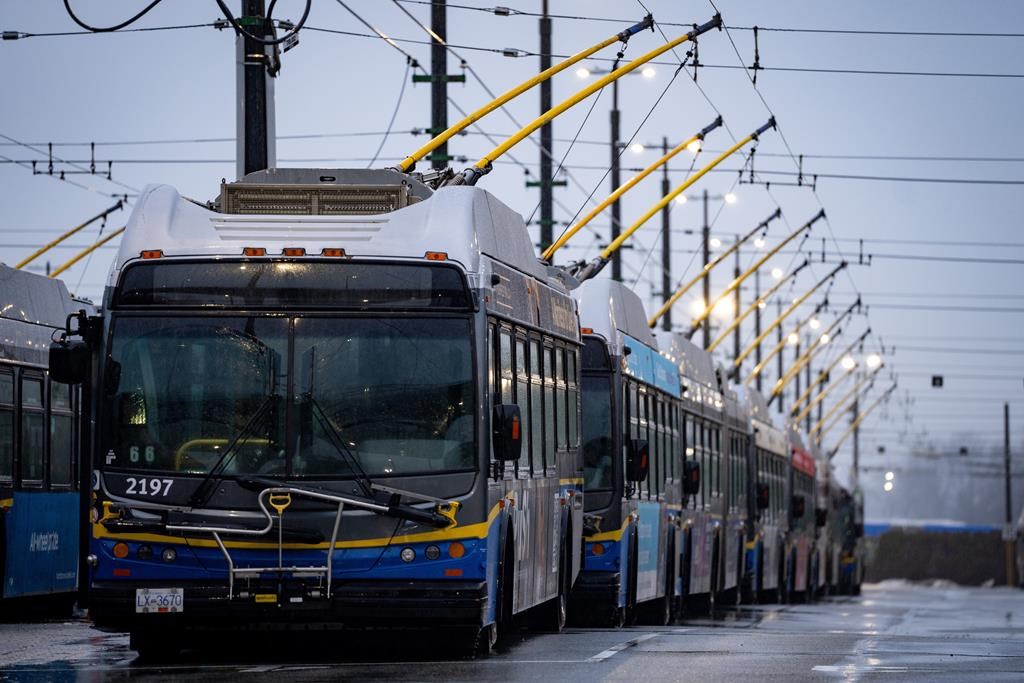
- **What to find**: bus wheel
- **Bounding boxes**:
[130,630,180,661]
[638,537,674,626]
[532,538,569,632]
[497,530,518,645]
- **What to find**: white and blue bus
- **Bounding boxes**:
[51,168,582,655]
[1,265,83,609]
[571,279,697,626]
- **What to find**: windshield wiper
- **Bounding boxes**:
[190,393,281,506]
[303,392,374,498]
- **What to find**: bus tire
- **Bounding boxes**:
[624,532,639,626]
[130,629,179,661]
[496,526,517,645]
[638,534,674,626]
[532,524,569,632]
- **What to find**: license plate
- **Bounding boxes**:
[135,587,184,614]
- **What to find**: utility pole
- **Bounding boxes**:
[775,298,783,414]
[610,76,622,281]
[805,356,813,433]
[754,270,763,393]
[852,395,860,482]
[1005,402,1015,586]
[661,136,672,331]
[794,337,801,412]
[237,0,277,178]
[702,189,711,349]
[430,0,448,170]
[733,239,741,372]
[538,0,554,255]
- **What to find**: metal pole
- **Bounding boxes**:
[805,355,813,433]
[702,189,710,349]
[610,78,622,281]
[754,270,763,393]
[1006,402,1015,586]
[538,0,553,255]
[430,0,448,170]
[733,239,741,371]
[852,395,860,482]
[794,337,802,413]
[661,136,672,331]
[776,298,783,414]
[237,0,275,178]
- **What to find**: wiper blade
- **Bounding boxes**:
[190,393,281,506]
[304,393,375,498]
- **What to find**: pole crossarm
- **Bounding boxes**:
[828,383,898,459]
[689,209,823,338]
[813,365,883,440]
[574,118,774,281]
[49,227,125,279]
[455,14,723,186]
[734,260,845,370]
[743,297,827,385]
[542,116,723,262]
[394,13,656,173]
[649,208,782,329]
[769,295,860,400]
[791,328,871,414]
[15,200,124,270]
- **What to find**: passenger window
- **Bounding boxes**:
[50,414,73,487]
[555,347,566,450]
[487,324,495,402]
[499,330,513,404]
[0,369,12,481]
[543,344,555,466]
[20,375,45,485]
[566,350,578,449]
[530,338,544,471]
[516,337,531,475]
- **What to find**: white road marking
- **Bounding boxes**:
[589,633,661,662]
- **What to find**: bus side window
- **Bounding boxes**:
[566,349,578,450]
[20,373,45,487]
[530,337,544,471]
[543,343,555,469]
[49,380,74,488]
[0,368,13,482]
[499,328,513,405]
[555,346,566,452]
[515,335,531,476]
[487,323,496,403]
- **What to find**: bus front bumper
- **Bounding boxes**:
[89,579,489,632]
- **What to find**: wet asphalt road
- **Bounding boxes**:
[2,582,1023,682]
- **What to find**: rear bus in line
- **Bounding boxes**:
[51,169,583,655]
[786,429,818,602]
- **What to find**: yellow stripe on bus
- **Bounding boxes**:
[92,502,503,551]
[0,497,13,511]
[585,517,633,543]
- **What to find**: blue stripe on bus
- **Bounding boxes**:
[863,522,1002,537]
[3,491,79,599]
[622,334,681,397]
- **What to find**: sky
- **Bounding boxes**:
[2,1,1023,520]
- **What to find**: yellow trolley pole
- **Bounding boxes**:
[827,383,898,459]
[703,256,807,349]
[394,14,656,173]
[649,209,783,329]
[15,200,123,270]
[49,227,125,279]
[454,14,725,186]
[812,366,883,439]
[689,210,823,339]
[793,365,855,425]
[768,296,860,401]
[542,116,724,261]
[575,118,775,281]
[791,329,871,415]
[743,300,827,386]
[733,261,846,372]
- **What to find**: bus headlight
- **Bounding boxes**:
[424,545,441,560]
[161,548,177,563]
[137,545,153,560]
[400,547,416,563]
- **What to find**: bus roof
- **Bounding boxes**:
[0,264,88,365]
[111,172,553,289]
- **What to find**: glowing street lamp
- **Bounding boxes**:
[866,353,882,369]
[841,355,856,371]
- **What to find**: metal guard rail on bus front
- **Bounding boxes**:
[96,474,461,600]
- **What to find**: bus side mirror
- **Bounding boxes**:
[492,404,522,462]
[756,483,770,510]
[49,340,90,385]
[791,494,806,519]
[815,507,828,528]
[625,439,649,483]
[683,459,701,495]
[854,522,864,538]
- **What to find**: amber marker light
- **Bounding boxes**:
[448,541,466,558]
[321,248,347,257]
[140,250,163,259]
[282,247,306,257]
[424,251,448,261]
[113,542,129,559]
[243,247,267,256]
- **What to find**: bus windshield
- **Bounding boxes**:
[582,374,613,491]
[103,316,475,478]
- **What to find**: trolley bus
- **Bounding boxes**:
[786,429,817,601]
[735,386,788,603]
[657,332,730,613]
[571,279,695,626]
[51,169,583,655]
[1,265,83,608]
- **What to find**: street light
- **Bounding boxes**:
[841,355,857,371]
[771,267,784,280]
[866,353,882,369]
